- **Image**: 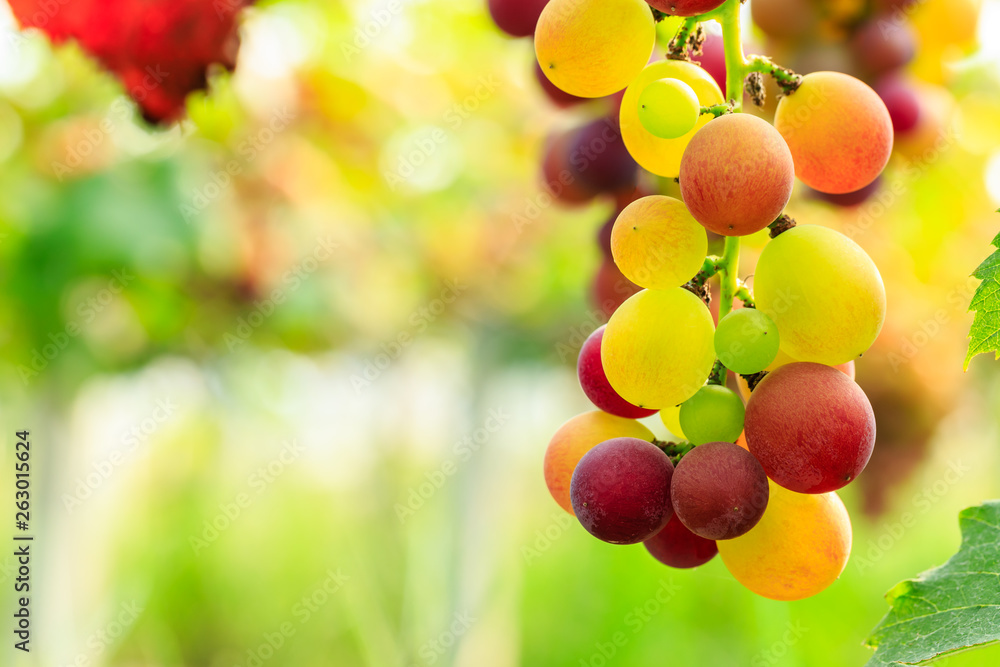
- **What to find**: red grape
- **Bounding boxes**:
[644,513,718,568]
[851,18,916,76]
[488,0,549,37]
[591,259,642,318]
[745,362,876,494]
[875,76,922,135]
[644,0,725,16]
[578,326,658,419]
[540,131,595,205]
[680,113,794,236]
[570,437,674,544]
[569,118,638,194]
[670,441,769,540]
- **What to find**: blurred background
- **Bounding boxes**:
[0,0,999,665]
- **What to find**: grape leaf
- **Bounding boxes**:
[966,228,1000,369]
[8,0,254,123]
[864,501,1000,666]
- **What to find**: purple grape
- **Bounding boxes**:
[570,438,674,544]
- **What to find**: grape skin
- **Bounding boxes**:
[620,59,724,177]
[577,326,658,419]
[534,0,655,98]
[611,195,707,290]
[745,362,876,494]
[544,411,655,515]
[714,308,780,375]
[678,385,745,446]
[680,113,794,236]
[602,288,716,410]
[718,481,851,601]
[644,513,718,568]
[754,224,886,366]
[570,437,674,544]
[774,71,893,194]
[670,441,769,540]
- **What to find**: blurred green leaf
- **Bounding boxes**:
[966,231,1000,368]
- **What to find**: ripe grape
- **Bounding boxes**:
[534,60,586,108]
[670,441,769,540]
[541,130,596,205]
[750,0,816,39]
[692,32,726,92]
[659,403,686,439]
[488,0,550,37]
[578,326,658,419]
[569,118,638,193]
[570,437,674,544]
[875,76,921,135]
[678,385,745,445]
[602,288,716,409]
[611,195,707,290]
[850,18,916,76]
[718,481,851,601]
[754,225,886,365]
[774,71,893,194]
[680,113,794,236]
[592,259,642,318]
[644,513,717,568]
[638,78,701,139]
[644,0,725,16]
[714,308,779,375]
[544,411,655,514]
[534,0,655,98]
[620,59,724,177]
[745,362,876,493]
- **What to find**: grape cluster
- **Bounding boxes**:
[492,0,894,600]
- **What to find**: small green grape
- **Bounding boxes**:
[715,309,780,375]
[679,385,745,445]
[637,78,700,139]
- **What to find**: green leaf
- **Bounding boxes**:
[966,228,1000,369]
[864,501,1000,666]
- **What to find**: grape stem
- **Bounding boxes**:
[652,439,696,465]
[735,283,755,307]
[710,0,744,384]
[667,16,703,59]
[699,102,733,117]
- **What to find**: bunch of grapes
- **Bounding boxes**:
[515,0,893,601]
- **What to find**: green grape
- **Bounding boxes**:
[755,225,886,365]
[678,385,745,445]
[637,78,700,139]
[620,59,723,177]
[602,288,715,409]
[714,309,780,375]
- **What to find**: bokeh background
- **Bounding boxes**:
[0,0,999,665]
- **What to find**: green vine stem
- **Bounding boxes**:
[735,283,755,307]
[667,16,702,59]
[652,439,696,466]
[699,102,732,117]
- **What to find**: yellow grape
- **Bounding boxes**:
[611,195,707,290]
[620,60,724,177]
[754,225,885,366]
[718,481,851,601]
[659,403,686,440]
[602,288,715,409]
[544,411,654,515]
[534,0,655,98]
